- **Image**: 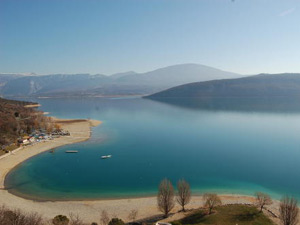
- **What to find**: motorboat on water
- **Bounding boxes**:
[101,155,112,159]
[65,150,79,153]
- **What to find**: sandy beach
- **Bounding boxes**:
[0,118,281,224]
[24,104,41,108]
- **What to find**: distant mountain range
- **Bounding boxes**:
[0,74,24,88]
[146,73,300,98]
[0,64,241,97]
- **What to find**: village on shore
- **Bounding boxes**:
[17,127,70,147]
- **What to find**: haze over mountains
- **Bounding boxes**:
[0,74,24,88]
[146,73,300,98]
[0,64,241,97]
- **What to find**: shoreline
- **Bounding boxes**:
[3,187,279,203]
[24,103,41,108]
[4,188,257,202]
[0,118,281,223]
[0,118,101,190]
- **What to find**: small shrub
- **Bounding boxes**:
[52,215,70,225]
[108,218,125,225]
[171,221,182,225]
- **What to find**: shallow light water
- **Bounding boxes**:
[5,97,300,200]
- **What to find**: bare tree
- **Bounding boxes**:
[279,196,299,225]
[255,192,272,212]
[203,193,222,214]
[0,205,7,225]
[25,212,44,225]
[100,210,110,225]
[111,214,118,219]
[127,209,138,223]
[176,179,191,212]
[69,213,85,225]
[157,179,175,217]
[1,208,25,225]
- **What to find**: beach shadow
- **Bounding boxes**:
[233,211,258,221]
[179,211,207,224]
[137,213,175,224]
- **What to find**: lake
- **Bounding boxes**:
[5,97,300,200]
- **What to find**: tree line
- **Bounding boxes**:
[157,178,221,217]
[157,178,299,225]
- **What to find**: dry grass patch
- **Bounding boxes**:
[171,204,275,225]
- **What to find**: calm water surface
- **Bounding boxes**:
[5,97,300,200]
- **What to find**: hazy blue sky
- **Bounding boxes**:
[0,0,299,75]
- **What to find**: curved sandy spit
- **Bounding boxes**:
[0,119,281,224]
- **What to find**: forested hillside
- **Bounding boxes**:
[146,73,300,98]
[0,98,52,148]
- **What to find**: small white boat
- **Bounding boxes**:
[65,150,79,153]
[101,155,112,159]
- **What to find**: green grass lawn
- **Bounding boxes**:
[172,204,275,225]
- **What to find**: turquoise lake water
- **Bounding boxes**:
[5,97,300,200]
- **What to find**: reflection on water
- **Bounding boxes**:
[146,97,300,113]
